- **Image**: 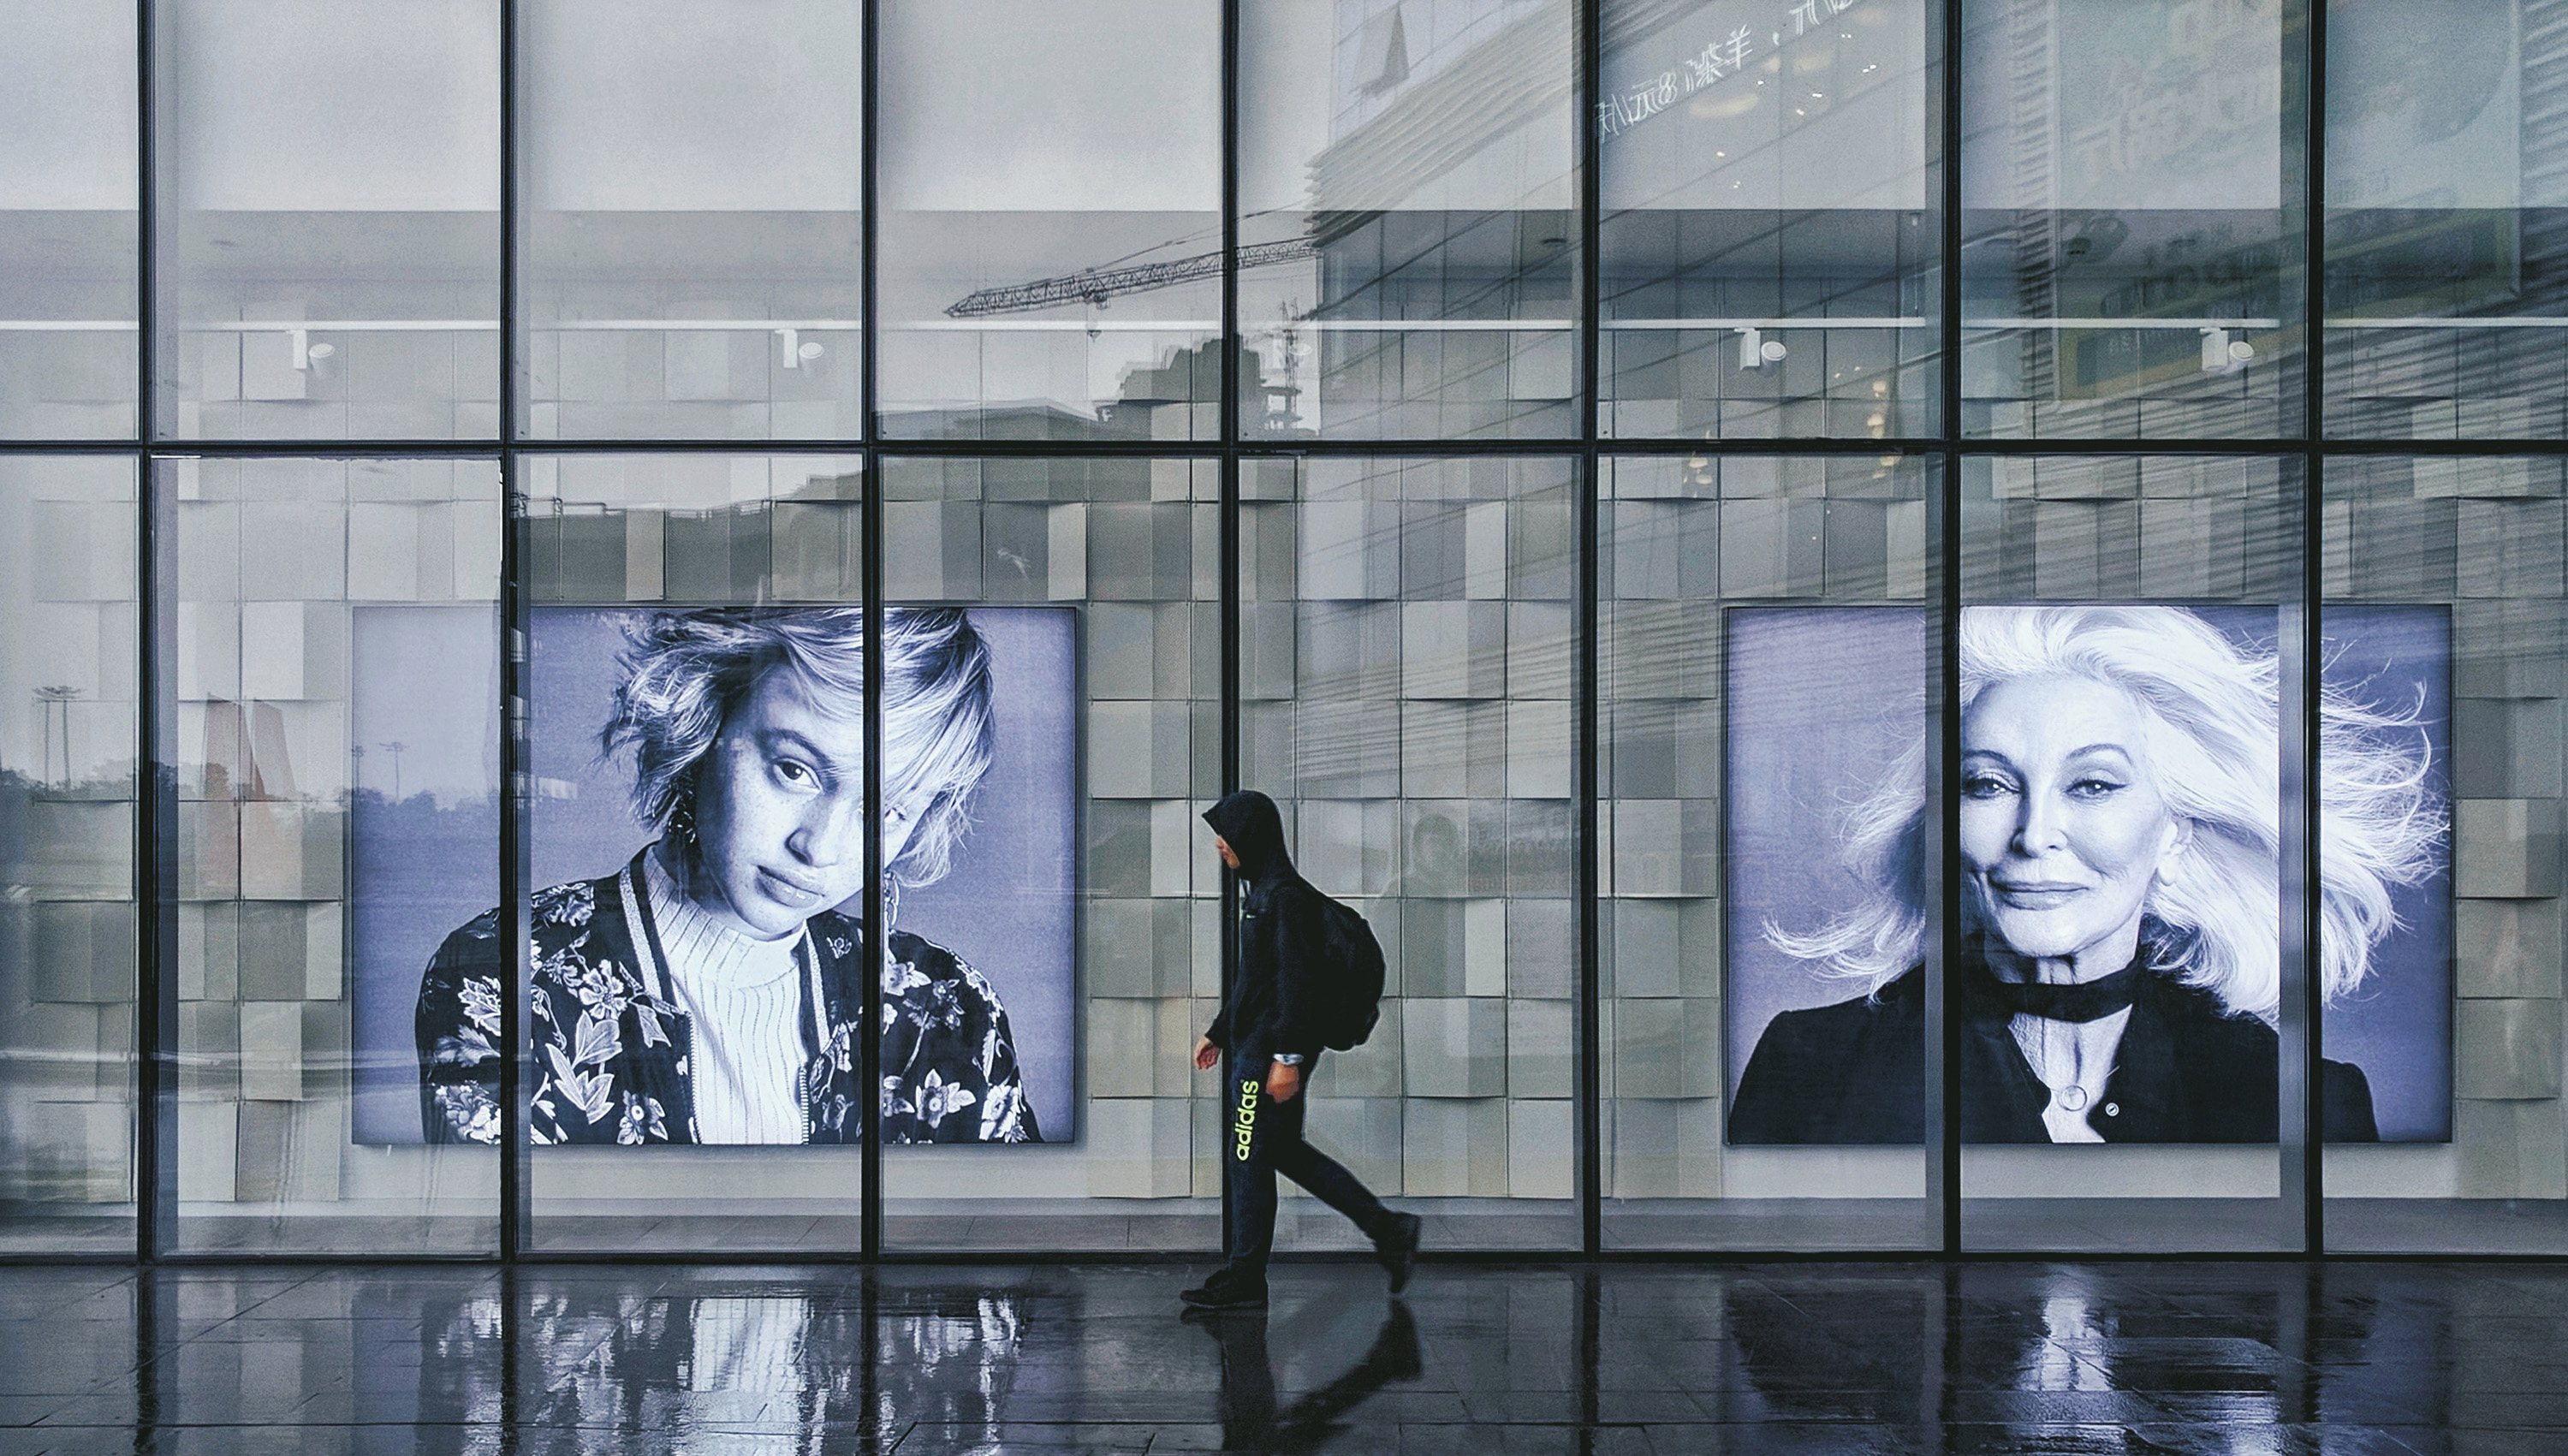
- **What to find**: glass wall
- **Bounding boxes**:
[164,455,500,1253]
[1241,455,1579,1250]
[2325,2,2568,439]
[2326,454,2568,1251]
[1960,0,2301,439]
[878,0,1221,441]
[519,453,865,1254]
[519,1,864,440]
[1239,0,1580,440]
[153,0,502,440]
[1600,0,1941,440]
[0,1,137,439]
[1599,452,1935,1250]
[1958,454,2307,1252]
[9,0,2568,1260]
[0,457,137,1251]
[879,456,1223,1252]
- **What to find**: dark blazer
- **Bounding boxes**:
[1727,964,2379,1145]
[416,854,1039,1145]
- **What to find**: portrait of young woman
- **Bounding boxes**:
[1727,603,2448,1147]
[413,605,1046,1147]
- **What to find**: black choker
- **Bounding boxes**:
[1977,960,2144,1023]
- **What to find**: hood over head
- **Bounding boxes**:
[1203,790,1293,883]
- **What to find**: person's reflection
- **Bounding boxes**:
[1400,811,1465,899]
[1184,1298,1423,1451]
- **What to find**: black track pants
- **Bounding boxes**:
[1224,1059,1389,1275]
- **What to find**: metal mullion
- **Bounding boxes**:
[496,0,526,1265]
[859,480,883,1260]
[1935,0,1965,1259]
[859,0,884,1264]
[1574,443,1601,1256]
[83,1243,2568,1266]
[137,0,158,449]
[1219,0,1240,1266]
[30,436,2568,461]
[498,462,530,1261]
[860,0,879,454]
[108,442,509,460]
[1576,0,1603,1258]
[1221,0,1239,458]
[2298,0,2329,1257]
[133,0,167,1268]
[138,466,174,1262]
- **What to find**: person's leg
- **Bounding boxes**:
[1187,1064,1281,1309]
[1270,1131,1389,1239]
[1222,1065,1281,1276]
[1267,1061,1424,1292]
[1262,1077,1391,1236]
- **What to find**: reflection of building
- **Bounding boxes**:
[2327,0,2568,436]
[1590,0,1935,438]
[1964,0,2298,436]
[1256,0,1578,438]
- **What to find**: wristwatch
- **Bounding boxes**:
[1273,1053,1305,1067]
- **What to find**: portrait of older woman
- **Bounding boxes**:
[415,605,1040,1146]
[1729,604,2443,1146]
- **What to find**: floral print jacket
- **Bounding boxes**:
[417,857,1040,1145]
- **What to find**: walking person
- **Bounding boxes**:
[1181,790,1423,1311]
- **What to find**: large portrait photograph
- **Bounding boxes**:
[351,603,1079,1148]
[1727,603,2454,1147]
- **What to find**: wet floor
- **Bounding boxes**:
[0,1259,2557,1452]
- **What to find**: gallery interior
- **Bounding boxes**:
[6,0,2568,1448]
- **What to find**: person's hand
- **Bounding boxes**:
[1193,1036,1219,1072]
[1266,1060,1302,1102]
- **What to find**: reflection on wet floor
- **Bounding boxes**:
[0,1260,2559,1451]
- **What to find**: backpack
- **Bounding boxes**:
[1308,891,1388,1051]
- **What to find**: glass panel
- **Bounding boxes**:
[520,1,863,441]
[155,0,501,440]
[877,0,1220,441]
[1601,453,1936,1250]
[1241,455,1579,1251]
[878,457,1222,1252]
[2326,455,2564,1251]
[1239,0,1580,440]
[0,457,137,1252]
[1600,0,1941,441]
[2325,2,2568,440]
[166,456,500,1254]
[0,2,138,438]
[1960,0,2303,439]
[1958,455,2306,1252]
[520,454,865,1254]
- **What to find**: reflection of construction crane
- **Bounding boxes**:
[945,237,1318,318]
[1262,303,1305,434]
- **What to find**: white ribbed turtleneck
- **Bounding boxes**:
[642,850,810,1144]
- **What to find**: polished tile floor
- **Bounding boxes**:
[0,1259,2559,1452]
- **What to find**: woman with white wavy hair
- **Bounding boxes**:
[1729,604,2442,1145]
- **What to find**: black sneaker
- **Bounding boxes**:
[1374,1212,1424,1294]
[1180,1269,1269,1310]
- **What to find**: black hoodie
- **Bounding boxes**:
[1201,790,1327,1065]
